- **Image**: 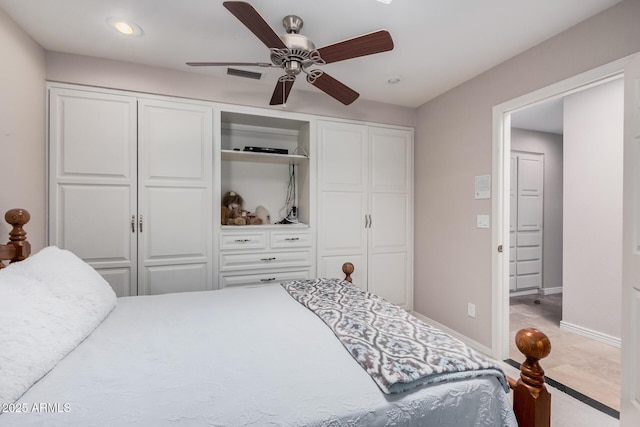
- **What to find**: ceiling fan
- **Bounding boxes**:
[187,1,394,106]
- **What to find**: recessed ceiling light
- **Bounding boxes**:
[106,17,143,36]
[387,76,401,84]
[377,0,393,4]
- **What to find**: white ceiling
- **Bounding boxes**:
[0,0,623,108]
[511,97,564,135]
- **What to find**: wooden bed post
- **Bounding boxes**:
[509,328,551,427]
[0,208,31,268]
[342,262,354,282]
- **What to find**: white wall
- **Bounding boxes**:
[562,78,623,340]
[511,128,563,291]
[0,8,46,251]
[415,0,640,347]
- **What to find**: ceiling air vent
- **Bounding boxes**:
[226,68,263,80]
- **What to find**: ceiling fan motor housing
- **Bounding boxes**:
[271,32,319,74]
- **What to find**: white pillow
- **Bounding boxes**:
[0,246,116,406]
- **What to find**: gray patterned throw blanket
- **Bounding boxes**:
[281,278,510,395]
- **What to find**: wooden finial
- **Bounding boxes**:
[515,327,551,394]
[342,262,354,282]
[4,208,31,263]
[511,327,552,427]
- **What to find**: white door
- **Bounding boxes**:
[621,53,640,426]
[137,99,213,295]
[317,121,369,288]
[510,151,544,291]
[49,88,138,297]
[368,126,413,309]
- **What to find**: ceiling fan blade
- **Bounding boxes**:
[223,1,287,49]
[270,77,296,105]
[187,61,276,67]
[317,30,394,64]
[307,72,359,105]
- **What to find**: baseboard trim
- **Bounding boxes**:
[559,320,621,348]
[411,311,493,356]
[539,286,563,295]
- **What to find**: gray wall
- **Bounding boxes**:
[414,0,640,347]
[0,8,46,251]
[511,128,563,292]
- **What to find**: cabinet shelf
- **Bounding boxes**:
[221,149,308,165]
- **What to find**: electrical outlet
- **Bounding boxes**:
[467,303,476,318]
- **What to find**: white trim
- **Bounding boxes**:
[539,286,563,296]
[509,288,539,297]
[560,320,622,348]
[491,55,634,361]
[412,311,493,357]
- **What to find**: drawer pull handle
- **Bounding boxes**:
[285,237,300,241]
[234,239,251,243]
[260,277,277,282]
[260,257,277,261]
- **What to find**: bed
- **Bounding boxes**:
[0,209,551,427]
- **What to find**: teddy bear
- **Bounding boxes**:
[221,191,263,225]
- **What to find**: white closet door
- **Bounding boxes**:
[49,88,137,297]
[513,151,544,291]
[317,121,368,284]
[509,154,518,291]
[368,127,413,308]
[137,99,213,295]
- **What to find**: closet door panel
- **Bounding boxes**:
[94,268,131,298]
[49,88,138,297]
[57,184,133,263]
[319,191,367,254]
[53,93,134,179]
[138,99,213,295]
[143,263,208,295]
[369,252,408,308]
[143,187,209,260]
[318,121,368,192]
[369,127,411,192]
[319,254,368,292]
[369,192,408,251]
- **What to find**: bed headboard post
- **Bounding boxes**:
[0,208,31,268]
[511,328,551,427]
[342,262,354,282]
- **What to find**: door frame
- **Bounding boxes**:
[490,56,631,361]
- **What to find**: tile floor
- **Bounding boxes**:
[509,293,621,412]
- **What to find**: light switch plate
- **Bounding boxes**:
[477,214,490,229]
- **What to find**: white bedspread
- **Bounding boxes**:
[2,285,516,426]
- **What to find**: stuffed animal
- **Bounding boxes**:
[255,205,271,224]
[221,191,244,225]
[221,191,264,225]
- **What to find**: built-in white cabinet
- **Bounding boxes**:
[48,84,413,299]
[49,86,213,296]
[218,226,312,288]
[317,120,413,309]
[215,109,315,287]
[509,151,544,292]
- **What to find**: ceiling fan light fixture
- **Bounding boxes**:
[106,17,143,36]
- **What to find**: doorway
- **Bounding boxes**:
[491,59,627,410]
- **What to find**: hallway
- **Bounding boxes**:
[509,293,621,413]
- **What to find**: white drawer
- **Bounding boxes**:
[219,250,312,271]
[220,231,267,250]
[270,230,311,248]
[219,270,311,288]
